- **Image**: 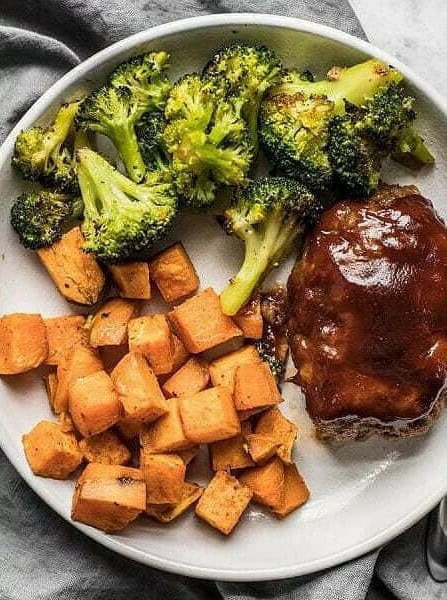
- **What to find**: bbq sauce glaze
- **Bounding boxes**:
[288,191,447,426]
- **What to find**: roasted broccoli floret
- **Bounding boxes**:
[12,102,80,192]
[220,177,316,316]
[162,74,253,209]
[76,52,171,183]
[10,191,83,249]
[136,110,171,173]
[260,59,434,196]
[204,43,282,148]
[76,148,177,262]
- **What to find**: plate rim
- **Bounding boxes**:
[1,12,447,581]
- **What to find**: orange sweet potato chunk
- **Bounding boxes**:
[245,433,280,464]
[209,345,261,391]
[150,243,199,304]
[111,352,168,423]
[255,407,298,465]
[44,315,88,365]
[0,313,48,374]
[128,315,174,375]
[37,227,105,305]
[273,464,310,518]
[79,430,131,466]
[210,421,254,471]
[72,463,146,532]
[146,481,202,523]
[139,398,194,453]
[89,298,139,348]
[233,296,263,340]
[239,457,285,510]
[233,361,281,411]
[168,288,242,354]
[140,451,186,505]
[23,420,82,479]
[54,345,103,415]
[109,262,151,300]
[69,370,122,437]
[162,358,209,398]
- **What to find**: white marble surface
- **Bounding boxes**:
[350,0,447,97]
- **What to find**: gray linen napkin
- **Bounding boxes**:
[0,2,444,599]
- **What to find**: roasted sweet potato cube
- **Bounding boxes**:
[234,362,281,411]
[255,408,298,465]
[109,262,151,300]
[69,370,122,437]
[170,334,190,373]
[79,430,131,465]
[177,446,200,466]
[245,433,280,464]
[209,345,261,391]
[23,420,82,479]
[128,315,174,375]
[168,288,242,354]
[44,315,88,365]
[233,297,263,339]
[72,463,146,532]
[44,372,58,412]
[273,464,310,518]
[37,227,105,305]
[179,387,240,444]
[239,457,285,509]
[140,452,186,505]
[140,398,194,453]
[116,417,144,440]
[111,352,168,423]
[195,471,252,535]
[162,358,209,398]
[146,482,202,523]
[59,411,75,433]
[0,313,48,374]
[54,346,103,414]
[89,298,139,348]
[150,243,199,304]
[210,421,254,471]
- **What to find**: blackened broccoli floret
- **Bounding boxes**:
[10,191,83,249]
[76,148,177,262]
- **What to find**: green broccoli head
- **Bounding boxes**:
[10,191,83,249]
[162,74,253,209]
[12,101,80,192]
[136,110,170,172]
[76,148,177,262]
[204,43,283,147]
[220,176,316,315]
[76,51,171,183]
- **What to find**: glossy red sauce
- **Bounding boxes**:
[288,192,447,424]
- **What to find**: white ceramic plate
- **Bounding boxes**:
[1,14,447,582]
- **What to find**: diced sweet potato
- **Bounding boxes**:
[44,372,58,412]
[162,358,209,398]
[54,346,103,414]
[177,446,200,466]
[233,297,263,339]
[255,408,298,465]
[109,262,151,300]
[146,482,202,523]
[179,387,240,444]
[150,243,199,304]
[140,398,194,453]
[239,457,285,510]
[238,407,266,421]
[140,452,186,505]
[209,346,261,391]
[69,370,122,437]
[245,433,280,464]
[116,417,144,440]
[89,299,139,348]
[37,227,105,305]
[79,431,131,465]
[170,334,190,373]
[59,411,75,433]
[128,315,174,375]
[168,288,242,354]
[44,315,88,365]
[195,471,252,535]
[23,420,82,479]
[111,352,168,423]
[210,421,254,471]
[273,464,310,518]
[72,463,146,532]
[0,313,48,374]
[233,361,281,412]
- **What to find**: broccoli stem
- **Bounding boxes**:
[110,125,147,183]
[392,126,435,170]
[43,102,79,165]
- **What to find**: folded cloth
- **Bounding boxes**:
[0,1,443,599]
